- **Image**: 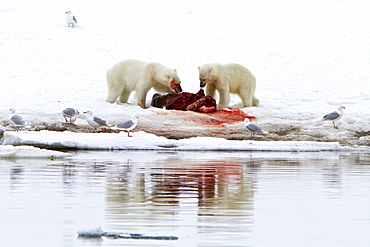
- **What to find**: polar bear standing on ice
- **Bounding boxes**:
[106,59,182,108]
[198,63,259,109]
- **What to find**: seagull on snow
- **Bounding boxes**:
[65,11,77,28]
[322,106,345,129]
[9,108,26,131]
[112,115,139,137]
[244,118,268,139]
[62,108,79,123]
[84,111,109,130]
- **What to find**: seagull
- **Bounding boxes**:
[65,11,77,28]
[9,108,26,131]
[244,118,268,139]
[112,115,139,137]
[62,108,79,123]
[84,111,109,129]
[322,106,345,129]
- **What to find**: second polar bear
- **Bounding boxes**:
[106,59,182,108]
[198,63,259,109]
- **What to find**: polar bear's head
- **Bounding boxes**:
[198,64,218,88]
[165,71,182,93]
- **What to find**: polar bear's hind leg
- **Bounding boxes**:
[119,90,131,103]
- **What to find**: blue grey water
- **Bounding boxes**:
[1,151,370,247]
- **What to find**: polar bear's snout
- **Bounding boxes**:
[170,79,182,93]
[200,79,206,88]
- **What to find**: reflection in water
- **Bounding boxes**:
[105,159,256,246]
[9,166,24,189]
[1,152,370,247]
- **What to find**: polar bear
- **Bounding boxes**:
[198,63,259,109]
[106,59,182,108]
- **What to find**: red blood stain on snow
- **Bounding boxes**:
[208,109,255,123]
[192,109,255,127]
[158,108,255,128]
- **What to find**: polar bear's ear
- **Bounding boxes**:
[174,69,177,73]
[198,66,200,70]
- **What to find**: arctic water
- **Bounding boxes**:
[1,150,370,247]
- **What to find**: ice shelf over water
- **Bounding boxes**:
[0,144,70,158]
[3,131,366,152]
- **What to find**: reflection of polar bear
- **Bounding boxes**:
[106,59,182,108]
[198,63,259,109]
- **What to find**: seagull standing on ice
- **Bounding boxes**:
[84,111,109,130]
[244,118,268,139]
[62,108,79,123]
[112,115,139,137]
[65,11,77,28]
[9,108,26,131]
[322,106,345,129]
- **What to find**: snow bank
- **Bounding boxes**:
[0,0,369,148]
[0,145,70,158]
[2,131,362,152]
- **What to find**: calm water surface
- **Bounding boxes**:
[1,151,370,247]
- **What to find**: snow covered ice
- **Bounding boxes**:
[0,145,70,158]
[2,130,359,152]
[0,0,370,151]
